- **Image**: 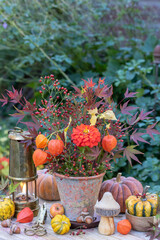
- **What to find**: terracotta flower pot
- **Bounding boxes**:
[54,172,105,221]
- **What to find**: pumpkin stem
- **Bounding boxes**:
[116,173,122,183]
[141,185,150,198]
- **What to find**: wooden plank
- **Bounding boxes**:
[0,199,150,240]
[116,233,146,240]
[131,231,149,240]
[0,227,38,240]
[69,231,121,240]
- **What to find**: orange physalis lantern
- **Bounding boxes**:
[48,139,64,156]
[16,207,34,223]
[102,135,117,153]
[35,134,48,148]
[33,149,48,167]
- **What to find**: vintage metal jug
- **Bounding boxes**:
[8,127,39,216]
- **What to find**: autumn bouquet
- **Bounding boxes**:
[0,74,159,177]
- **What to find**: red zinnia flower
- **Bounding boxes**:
[71,124,101,148]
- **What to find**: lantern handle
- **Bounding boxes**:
[8,127,23,134]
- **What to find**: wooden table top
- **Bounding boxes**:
[0,199,150,240]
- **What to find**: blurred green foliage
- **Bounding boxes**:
[0,0,158,89]
[0,122,9,158]
[0,0,160,190]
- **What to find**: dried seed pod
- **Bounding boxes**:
[11,224,21,234]
[1,219,11,228]
[84,216,93,224]
[76,215,84,223]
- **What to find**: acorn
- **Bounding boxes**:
[81,207,89,215]
[84,216,93,224]
[1,219,11,228]
[9,228,13,235]
[76,215,84,223]
[82,207,88,212]
[9,224,21,234]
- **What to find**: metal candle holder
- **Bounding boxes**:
[8,127,39,217]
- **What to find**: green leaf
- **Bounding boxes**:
[9,181,20,194]
[126,71,136,80]
[0,178,9,191]
[1,161,8,168]
[29,43,35,50]
[106,40,115,47]
[1,166,9,177]
[151,173,159,182]
[106,57,120,77]
[136,88,144,98]
[140,35,157,55]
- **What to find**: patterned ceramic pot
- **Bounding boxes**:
[54,172,105,221]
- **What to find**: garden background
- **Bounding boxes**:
[0,0,160,191]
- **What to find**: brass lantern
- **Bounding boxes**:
[8,127,39,217]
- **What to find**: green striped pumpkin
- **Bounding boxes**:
[125,194,158,217]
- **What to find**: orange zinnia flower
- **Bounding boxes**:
[71,124,101,148]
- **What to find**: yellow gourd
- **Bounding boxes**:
[125,186,158,217]
[0,198,15,220]
[51,214,71,235]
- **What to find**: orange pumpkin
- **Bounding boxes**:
[98,173,143,213]
[117,219,132,235]
[37,169,60,200]
[48,139,64,156]
[102,135,117,152]
[36,134,48,148]
[33,149,48,167]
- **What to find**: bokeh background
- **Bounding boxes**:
[0,0,160,190]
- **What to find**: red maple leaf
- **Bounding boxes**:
[130,130,149,145]
[21,119,40,131]
[72,86,82,97]
[127,112,138,125]
[24,98,36,112]
[120,100,138,116]
[146,222,160,240]
[95,85,113,98]
[6,86,22,103]
[138,109,153,120]
[123,145,143,165]
[0,94,8,106]
[100,152,112,163]
[83,78,96,88]
[124,88,138,98]
[26,127,39,139]
[98,77,105,85]
[86,146,101,160]
[146,122,160,140]
[11,112,25,124]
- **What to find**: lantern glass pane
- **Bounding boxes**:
[13,181,36,202]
